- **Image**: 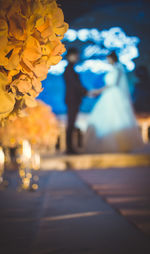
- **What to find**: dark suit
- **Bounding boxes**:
[64,63,87,152]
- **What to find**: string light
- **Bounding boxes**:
[49,27,140,75]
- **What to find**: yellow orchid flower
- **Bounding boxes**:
[7,11,27,41]
[22,36,42,62]
[5,48,21,71]
[0,89,15,119]
[0,0,68,121]
[0,19,8,49]
[11,74,32,94]
[0,72,11,88]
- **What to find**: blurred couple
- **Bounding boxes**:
[64,48,142,154]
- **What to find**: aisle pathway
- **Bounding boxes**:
[78,167,150,236]
[0,169,150,254]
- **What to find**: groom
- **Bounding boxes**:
[64,47,87,154]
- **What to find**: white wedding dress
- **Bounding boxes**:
[84,63,143,153]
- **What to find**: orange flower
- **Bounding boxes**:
[0,100,59,148]
[36,18,53,40]
[32,77,42,93]
[11,75,32,94]
[0,0,68,121]
[5,48,21,71]
[22,36,42,62]
[0,19,8,49]
[8,12,27,41]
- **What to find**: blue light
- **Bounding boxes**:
[78,29,89,41]
[64,29,77,42]
[48,60,68,75]
[75,60,112,74]
[49,27,140,74]
[83,45,109,58]
[125,61,135,72]
[90,29,102,43]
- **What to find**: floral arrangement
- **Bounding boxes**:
[0,0,68,121]
[0,100,60,148]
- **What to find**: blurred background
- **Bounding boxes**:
[38,0,150,115]
[1,2,150,254]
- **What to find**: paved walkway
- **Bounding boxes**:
[78,167,150,236]
[0,169,150,254]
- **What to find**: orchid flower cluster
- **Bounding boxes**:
[0,100,60,148]
[0,0,68,121]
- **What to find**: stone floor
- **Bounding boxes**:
[0,168,150,254]
[77,167,150,236]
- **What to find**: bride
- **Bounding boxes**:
[84,51,143,153]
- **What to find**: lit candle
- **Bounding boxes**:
[31,152,41,170]
[22,140,32,163]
